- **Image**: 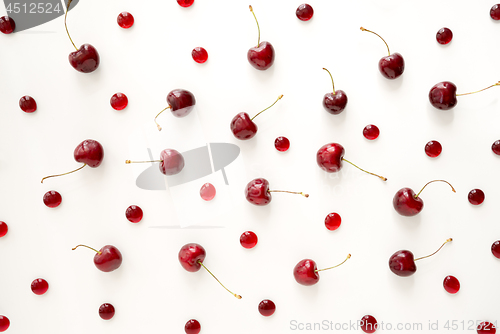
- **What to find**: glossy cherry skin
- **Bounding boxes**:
[491,240,500,259]
[99,303,115,320]
[429,81,457,110]
[296,4,314,21]
[0,315,10,332]
[325,213,341,231]
[323,90,348,115]
[316,143,344,173]
[247,41,275,70]
[192,47,208,63]
[179,243,206,272]
[393,188,423,217]
[245,178,271,206]
[294,259,319,286]
[19,96,37,113]
[94,245,122,272]
[31,278,49,295]
[477,322,496,334]
[0,221,7,238]
[378,53,404,79]
[275,136,290,152]
[360,315,378,333]
[167,89,196,117]
[468,189,485,205]
[363,125,380,140]
[240,231,258,249]
[117,12,134,29]
[491,4,500,20]
[258,299,276,316]
[0,16,15,34]
[185,319,201,334]
[74,139,104,167]
[43,191,62,208]
[110,93,128,110]
[230,112,258,140]
[159,149,185,175]
[443,275,460,294]
[425,140,442,157]
[389,250,416,277]
[69,44,100,73]
[492,140,500,155]
[436,27,453,45]
[125,205,143,223]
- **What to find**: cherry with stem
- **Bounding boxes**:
[360,27,404,79]
[126,149,185,175]
[294,254,351,286]
[245,178,308,206]
[429,81,500,110]
[393,180,455,217]
[247,5,275,70]
[322,68,348,115]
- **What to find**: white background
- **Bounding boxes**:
[1,0,500,333]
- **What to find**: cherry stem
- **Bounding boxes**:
[414,238,452,261]
[251,95,283,121]
[268,190,309,198]
[360,27,390,56]
[415,180,456,198]
[72,244,102,255]
[154,106,172,131]
[197,260,242,299]
[341,158,387,181]
[323,68,336,95]
[249,5,260,47]
[456,81,500,96]
[315,254,351,272]
[41,163,87,183]
[64,0,78,51]
[125,160,162,164]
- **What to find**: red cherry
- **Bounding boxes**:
[125,205,143,223]
[360,315,378,333]
[0,16,15,34]
[363,125,380,140]
[110,93,128,110]
[192,47,208,63]
[436,27,453,44]
[477,322,496,334]
[178,243,242,299]
[231,95,283,140]
[185,319,201,334]
[322,68,348,115]
[492,140,500,155]
[296,4,314,21]
[245,178,308,206]
[240,231,258,249]
[425,140,442,157]
[389,238,452,277]
[99,303,115,320]
[258,299,276,317]
[247,6,275,70]
[325,213,341,231]
[430,81,500,110]
[393,180,455,217]
[19,96,37,113]
[43,191,62,208]
[294,255,351,286]
[491,241,500,259]
[275,136,290,152]
[31,278,49,295]
[491,4,500,20]
[126,148,185,175]
[468,189,485,205]
[200,183,216,201]
[177,0,194,7]
[117,12,134,28]
[73,244,123,272]
[0,221,7,238]
[360,27,404,79]
[0,315,10,332]
[443,275,460,294]
[154,89,196,130]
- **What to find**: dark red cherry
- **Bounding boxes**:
[185,319,201,334]
[73,244,123,272]
[230,112,258,140]
[429,81,457,110]
[436,27,453,44]
[477,321,496,334]
[200,183,216,201]
[393,180,455,217]
[167,89,196,118]
[316,143,344,173]
[43,191,62,208]
[491,4,500,20]
[258,299,276,317]
[492,140,500,155]
[443,275,460,294]
[0,221,7,238]
[159,149,185,175]
[117,12,134,28]
[389,250,416,277]
[19,96,37,113]
[363,125,380,140]
[322,68,348,115]
[74,139,104,167]
[293,259,319,286]
[69,44,100,73]
[275,136,290,152]
[0,16,15,34]
[240,231,258,249]
[177,0,194,7]
[125,205,143,223]
[360,27,404,79]
[325,213,341,231]
[360,315,378,333]
[245,178,271,206]
[31,278,49,295]
[491,240,500,259]
[468,189,485,205]
[425,140,442,157]
[99,303,115,320]
[192,47,208,63]
[110,93,128,110]
[296,4,314,21]
[0,315,10,332]
[178,243,206,272]
[247,6,275,70]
